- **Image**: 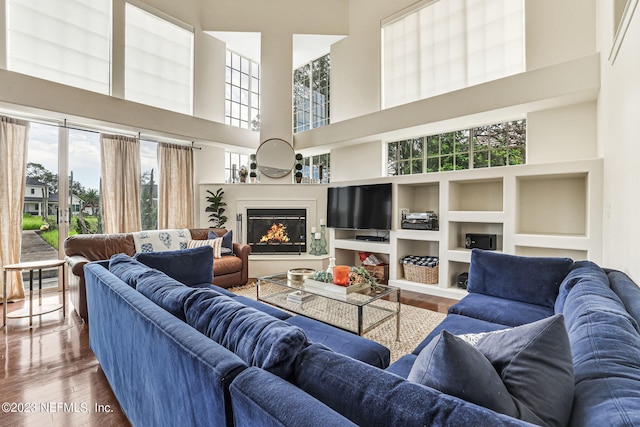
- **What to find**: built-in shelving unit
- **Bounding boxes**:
[328,159,603,300]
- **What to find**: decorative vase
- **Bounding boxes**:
[310,233,319,255]
[333,265,351,286]
[326,257,336,276]
[319,224,328,255]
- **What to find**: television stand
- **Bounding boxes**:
[355,235,387,242]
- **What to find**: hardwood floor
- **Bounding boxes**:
[1,289,456,427]
[1,293,130,427]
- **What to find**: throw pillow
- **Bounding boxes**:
[135,245,213,286]
[408,314,574,427]
[208,229,234,255]
[467,249,573,308]
[407,330,521,420]
[463,314,574,427]
[187,238,222,258]
[108,253,153,288]
[184,289,308,380]
[136,269,200,321]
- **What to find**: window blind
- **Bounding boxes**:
[124,3,194,115]
[382,0,524,109]
[6,0,111,94]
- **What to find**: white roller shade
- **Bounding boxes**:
[382,0,524,109]
[7,0,111,94]
[125,3,194,115]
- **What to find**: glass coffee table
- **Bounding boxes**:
[257,273,401,340]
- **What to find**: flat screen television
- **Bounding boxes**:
[327,183,392,230]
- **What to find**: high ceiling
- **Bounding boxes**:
[206,31,345,68]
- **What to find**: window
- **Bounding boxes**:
[125,3,194,114]
[382,0,524,108]
[68,128,103,234]
[140,140,159,230]
[225,51,260,130]
[6,0,111,94]
[293,54,330,133]
[300,153,330,183]
[225,151,250,183]
[387,120,526,175]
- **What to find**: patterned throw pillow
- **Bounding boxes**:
[187,238,222,258]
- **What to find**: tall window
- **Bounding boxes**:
[68,128,103,234]
[125,3,194,114]
[382,0,524,108]
[293,54,330,133]
[140,140,159,230]
[300,153,330,183]
[6,0,111,94]
[225,51,260,130]
[225,151,250,183]
[388,120,526,175]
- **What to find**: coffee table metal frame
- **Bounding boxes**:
[3,259,66,328]
[257,273,401,340]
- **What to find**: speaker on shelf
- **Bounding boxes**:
[457,272,469,289]
[464,233,497,250]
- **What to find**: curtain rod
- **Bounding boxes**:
[0,111,200,149]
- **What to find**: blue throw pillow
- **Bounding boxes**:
[209,229,234,255]
[462,314,574,427]
[409,314,574,427]
[467,249,573,308]
[407,330,522,420]
[134,245,213,286]
[184,289,308,380]
[136,269,201,321]
[108,254,152,288]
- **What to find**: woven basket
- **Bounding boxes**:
[403,263,439,284]
[363,265,389,284]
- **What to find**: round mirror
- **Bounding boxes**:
[256,138,296,178]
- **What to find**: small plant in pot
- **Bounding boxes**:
[205,188,227,227]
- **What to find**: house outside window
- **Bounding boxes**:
[387,120,526,176]
[226,51,260,130]
[293,54,330,133]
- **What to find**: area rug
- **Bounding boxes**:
[230,283,446,363]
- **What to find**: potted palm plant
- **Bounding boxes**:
[205,188,227,227]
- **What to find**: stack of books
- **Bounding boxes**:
[286,290,316,304]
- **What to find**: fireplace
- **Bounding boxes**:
[247,208,307,254]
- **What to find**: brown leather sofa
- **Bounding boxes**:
[64,228,251,322]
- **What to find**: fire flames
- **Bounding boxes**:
[260,223,290,243]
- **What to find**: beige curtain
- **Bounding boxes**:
[100,134,141,233]
[0,116,29,301]
[158,143,194,229]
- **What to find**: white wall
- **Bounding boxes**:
[330,140,384,182]
[597,0,640,280]
[525,0,596,70]
[527,102,598,163]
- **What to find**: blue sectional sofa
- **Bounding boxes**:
[85,247,640,426]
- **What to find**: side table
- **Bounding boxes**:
[3,259,66,327]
